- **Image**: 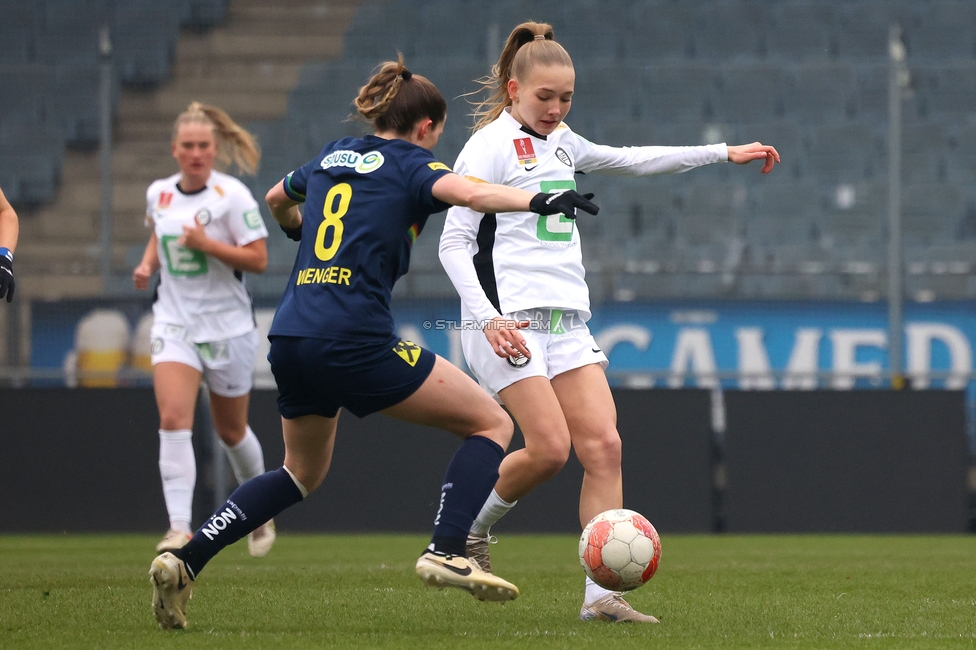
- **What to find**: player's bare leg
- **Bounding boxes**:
[551,363,655,623]
[383,356,512,448]
[494,376,573,501]
[280,413,339,494]
[551,364,623,528]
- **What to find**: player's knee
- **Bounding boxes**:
[577,428,622,469]
[159,411,191,431]
[531,440,572,479]
[475,403,514,448]
[214,425,245,447]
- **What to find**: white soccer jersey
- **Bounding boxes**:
[146,170,268,343]
[439,109,727,322]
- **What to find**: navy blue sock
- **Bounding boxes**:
[172,467,304,578]
[429,435,504,556]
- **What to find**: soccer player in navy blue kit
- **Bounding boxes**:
[148,57,599,630]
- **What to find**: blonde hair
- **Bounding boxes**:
[354,54,446,134]
[471,21,574,131]
[172,101,260,175]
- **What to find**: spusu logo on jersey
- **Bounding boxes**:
[320,150,385,174]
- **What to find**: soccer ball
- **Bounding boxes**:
[579,509,661,591]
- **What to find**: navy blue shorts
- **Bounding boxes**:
[269,335,436,419]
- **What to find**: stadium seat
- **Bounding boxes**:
[623,1,696,60]
[182,0,229,30]
[922,65,976,118]
[904,1,976,61]
[713,62,789,123]
[341,0,419,61]
[945,124,976,185]
[821,182,887,245]
[833,1,912,60]
[111,5,179,85]
[783,62,855,123]
[0,27,33,64]
[638,63,714,123]
[679,181,748,245]
[901,122,949,183]
[572,64,644,123]
[766,2,834,61]
[901,183,963,246]
[803,122,884,184]
[692,0,767,61]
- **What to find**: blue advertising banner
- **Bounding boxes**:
[392,300,976,390]
[28,298,976,391]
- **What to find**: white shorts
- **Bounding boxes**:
[461,308,609,397]
[150,323,258,398]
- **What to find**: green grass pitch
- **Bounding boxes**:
[3,533,976,648]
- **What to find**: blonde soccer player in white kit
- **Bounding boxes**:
[439,22,780,622]
[133,102,276,558]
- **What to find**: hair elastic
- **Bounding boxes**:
[534,34,545,40]
[401,69,412,81]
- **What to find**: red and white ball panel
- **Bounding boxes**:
[579,508,662,592]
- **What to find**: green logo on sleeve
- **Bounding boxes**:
[243,209,263,230]
[536,180,577,242]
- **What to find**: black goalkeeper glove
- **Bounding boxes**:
[280,222,302,241]
[529,190,599,220]
[0,251,13,302]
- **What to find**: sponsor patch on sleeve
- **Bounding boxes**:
[464,175,488,184]
[243,209,262,230]
[428,161,451,172]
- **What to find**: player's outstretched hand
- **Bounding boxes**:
[280,222,302,241]
[728,142,780,174]
[530,190,599,219]
[0,252,13,302]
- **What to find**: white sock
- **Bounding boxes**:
[221,425,266,485]
[158,429,195,533]
[585,576,614,604]
[470,489,517,535]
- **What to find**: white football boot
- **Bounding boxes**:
[149,552,194,629]
[580,593,659,623]
[415,551,518,602]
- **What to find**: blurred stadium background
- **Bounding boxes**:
[1,0,975,533]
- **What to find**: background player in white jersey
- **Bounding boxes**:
[439,22,780,623]
[133,102,276,558]
[0,186,18,302]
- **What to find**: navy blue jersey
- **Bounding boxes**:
[269,135,452,343]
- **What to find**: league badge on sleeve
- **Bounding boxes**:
[513,138,537,168]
